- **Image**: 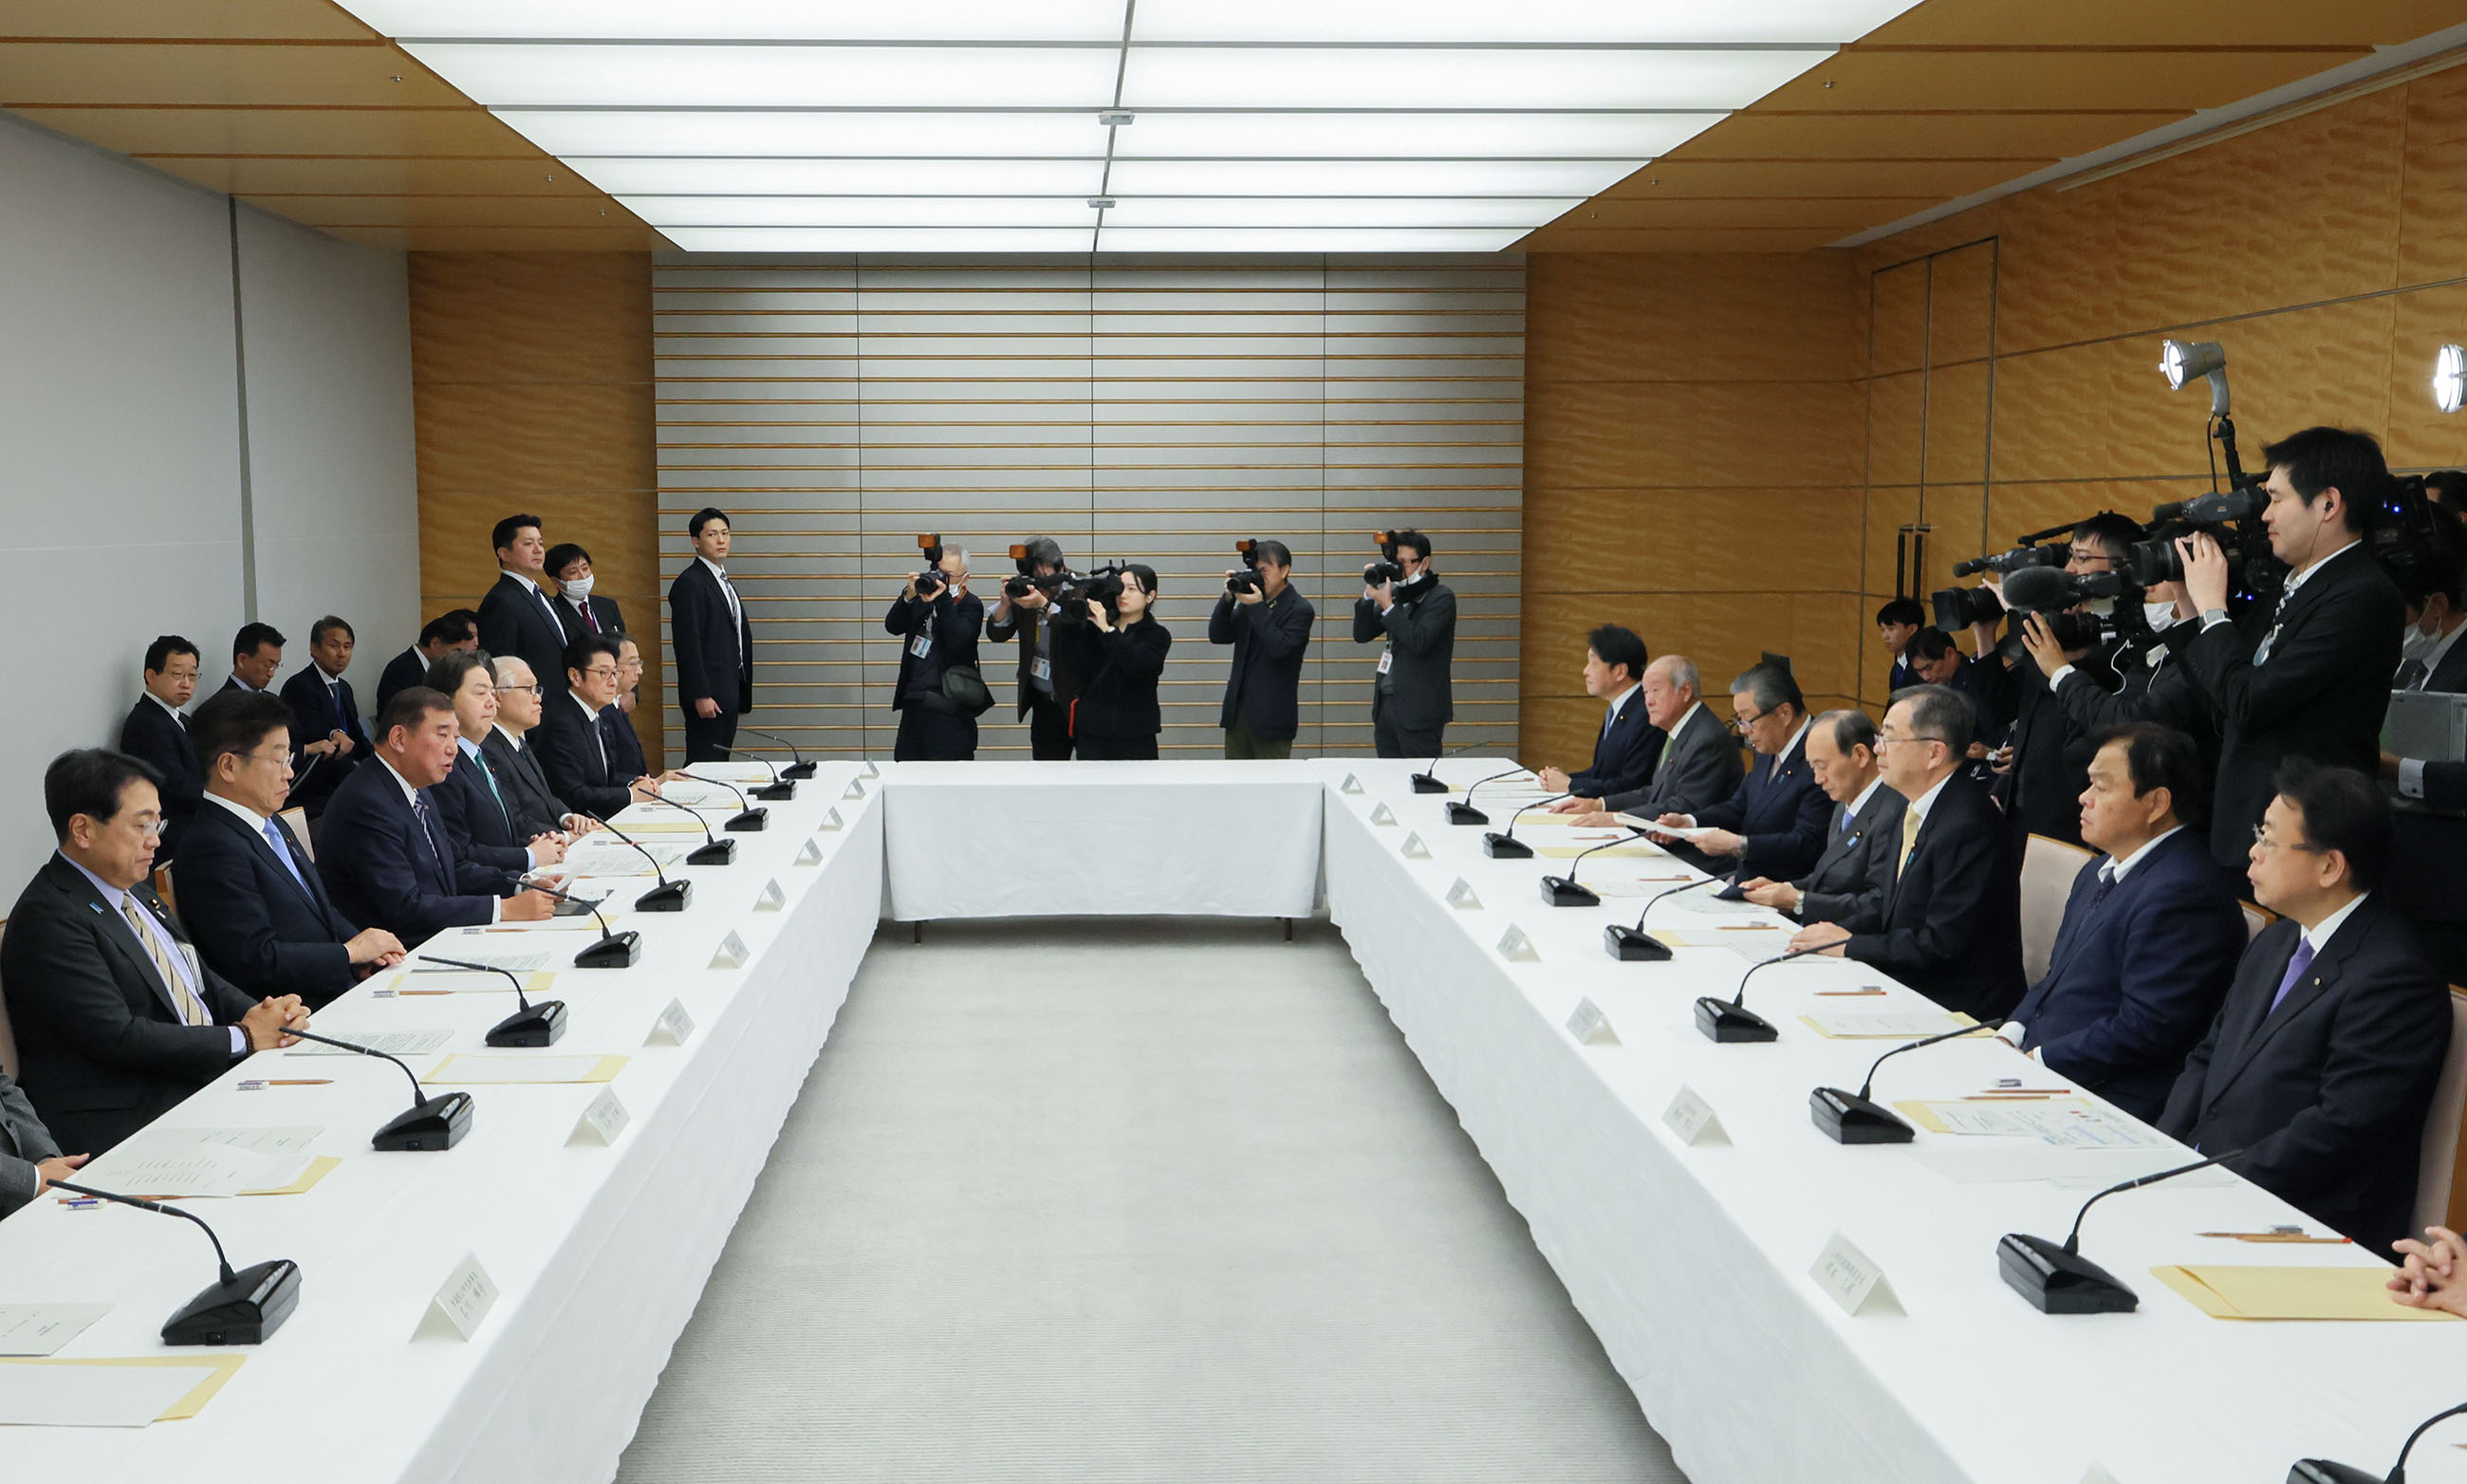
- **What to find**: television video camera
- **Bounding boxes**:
[1227,539,1265,594]
[1048,562,1129,623]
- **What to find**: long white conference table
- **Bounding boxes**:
[3,758,2459,1484]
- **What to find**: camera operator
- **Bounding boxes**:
[2027,519,2218,779]
[1053,564,1171,761]
[2173,426,2405,868]
[884,543,985,761]
[2384,503,2467,984]
[986,536,1074,760]
[1876,598,1924,693]
[1208,540,1314,759]
[1900,626,2002,756]
[1351,529,1456,758]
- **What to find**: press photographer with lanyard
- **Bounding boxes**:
[884,540,988,762]
[1351,529,1456,758]
[1055,565,1172,761]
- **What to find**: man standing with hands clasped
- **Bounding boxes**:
[1210,540,1314,759]
[669,507,754,764]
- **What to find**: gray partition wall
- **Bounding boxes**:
[653,254,1524,759]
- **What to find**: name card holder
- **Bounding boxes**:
[648,998,696,1046]
[794,837,825,866]
[414,1252,498,1341]
[860,761,880,779]
[1810,1233,1901,1317]
[1565,996,1619,1046]
[1370,803,1398,826]
[754,878,787,912]
[1341,773,1365,795]
[709,931,751,970]
[1495,924,1541,963]
[568,1087,630,1147]
[1400,831,1432,860]
[843,779,867,800]
[1444,878,1483,911]
[816,807,845,833]
[1662,1086,1728,1146]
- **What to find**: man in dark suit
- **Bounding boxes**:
[1740,708,1905,927]
[1209,539,1316,759]
[603,632,651,780]
[537,636,658,821]
[1564,656,1743,822]
[1903,625,2004,751]
[175,690,404,1009]
[0,1067,79,1217]
[670,507,754,764]
[2175,427,2407,868]
[1790,684,2026,1021]
[315,688,554,947]
[220,621,285,699]
[2159,763,2451,1252]
[477,513,577,708]
[1351,529,1456,759]
[1876,598,1923,695]
[1998,724,2249,1122]
[1,750,306,1154]
[428,649,566,884]
[1649,661,1831,884]
[376,609,478,715]
[2038,552,2219,784]
[118,635,202,861]
[986,537,1076,760]
[275,615,371,820]
[2384,510,2467,986]
[884,546,988,762]
[1535,624,1661,803]
[482,655,594,837]
[547,542,626,642]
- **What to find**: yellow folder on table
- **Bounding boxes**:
[0,1353,249,1420]
[2152,1265,2460,1321]
[1537,844,1667,860]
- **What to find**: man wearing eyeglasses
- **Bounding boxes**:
[535,635,676,821]
[2159,762,2448,1252]
[170,689,404,1009]
[1788,684,2026,1021]
[1641,660,1830,885]
[1555,655,1742,823]
[481,656,602,839]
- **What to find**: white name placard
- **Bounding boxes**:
[753,877,787,912]
[817,806,845,833]
[1400,831,1431,860]
[1370,803,1397,826]
[649,998,696,1046]
[415,1252,499,1341]
[794,836,825,866]
[1565,996,1619,1046]
[1341,772,1364,795]
[568,1087,630,1147]
[1662,1086,1728,1146]
[860,760,880,779]
[1810,1233,1901,1317]
[1495,924,1540,963]
[709,931,751,970]
[843,779,867,799]
[1444,877,1483,911]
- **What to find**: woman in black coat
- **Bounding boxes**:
[1060,564,1171,760]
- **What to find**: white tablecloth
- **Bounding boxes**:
[880,761,1323,920]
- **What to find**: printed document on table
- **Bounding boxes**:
[288,1028,454,1057]
[412,948,556,974]
[0,1362,208,1427]
[73,1141,306,1199]
[423,1053,628,1085]
[1897,1099,2170,1148]
[1800,1011,1975,1039]
[0,1306,109,1357]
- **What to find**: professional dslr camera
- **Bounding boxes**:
[1002,537,1067,601]
[912,533,952,598]
[1363,529,1414,587]
[1227,539,1264,594]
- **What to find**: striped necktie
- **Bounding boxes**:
[121,896,209,1026]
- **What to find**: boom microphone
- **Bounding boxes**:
[1482,791,1571,859]
[1446,766,1531,826]
[422,954,567,1049]
[285,1028,473,1150]
[2291,1400,2467,1484]
[680,770,769,832]
[1998,1148,2250,1313]
[714,742,794,800]
[583,811,692,912]
[639,782,736,864]
[736,724,817,780]
[1696,941,1830,1043]
[1809,1020,1996,1143]
[49,1180,300,1345]
[1410,738,1511,795]
[1604,873,1724,961]
[1540,828,1640,908]
[529,882,642,969]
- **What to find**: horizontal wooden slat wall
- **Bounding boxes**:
[409,250,665,767]
[1854,59,2467,652]
[1519,252,1865,770]
[652,255,1524,759]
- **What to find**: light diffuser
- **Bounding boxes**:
[662,227,1100,253]
[580,158,1106,196]
[627,196,1101,228]
[1112,112,1718,159]
[1130,0,1920,45]
[495,110,1115,159]
[338,1,1130,42]
[402,43,1121,108]
[1107,158,1644,197]
[1099,197,1585,228]
[1119,46,1827,112]
[1094,227,1526,252]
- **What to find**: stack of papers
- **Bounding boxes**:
[78,1127,319,1198]
[414,948,555,974]
[1800,1010,1974,1039]
[288,1029,453,1057]
[1896,1099,2168,1148]
[563,838,688,879]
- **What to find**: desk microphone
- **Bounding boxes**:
[1810,1020,1996,1143]
[1541,829,1640,908]
[714,743,795,800]
[736,725,817,780]
[681,770,769,832]
[584,812,693,912]
[639,783,737,864]
[1410,738,1510,795]
[285,1028,473,1150]
[2291,1400,2467,1483]
[1446,766,1530,826]
[1997,1147,2249,1313]
[1482,791,1570,859]
[1696,942,1828,1043]
[1604,873,1724,960]
[50,1179,300,1345]
[422,954,567,1048]
[529,882,642,968]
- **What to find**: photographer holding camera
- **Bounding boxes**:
[986,536,1075,760]
[2172,426,2405,867]
[883,539,988,762]
[1351,529,1456,758]
[2027,518,2217,779]
[1052,564,1172,761]
[1209,540,1314,759]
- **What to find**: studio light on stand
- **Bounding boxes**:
[2158,338,2252,488]
[2434,343,2466,416]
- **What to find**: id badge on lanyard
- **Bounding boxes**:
[1376,647,1394,675]
[909,632,934,660]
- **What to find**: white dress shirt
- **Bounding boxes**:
[59,852,245,1056]
[380,757,502,921]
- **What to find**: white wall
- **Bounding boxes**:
[0,114,417,891]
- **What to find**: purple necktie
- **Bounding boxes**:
[2265,937,2317,1018]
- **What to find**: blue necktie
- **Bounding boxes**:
[2266,937,2317,1018]
[263,818,310,897]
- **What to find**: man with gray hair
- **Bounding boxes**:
[1560,654,1741,823]
[1788,684,2025,1020]
[1740,708,1904,926]
[1645,660,1830,882]
[885,542,984,761]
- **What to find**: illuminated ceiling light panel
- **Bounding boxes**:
[1130,0,1920,45]
[399,44,1121,108]
[345,0,1129,42]
[660,227,1099,253]
[1100,197,1584,228]
[1107,158,1642,197]
[578,158,1106,196]
[1095,227,1526,252]
[496,111,1115,159]
[1118,46,1824,112]
[1112,112,1719,159]
[625,195,1102,229]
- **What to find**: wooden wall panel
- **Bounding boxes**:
[411,252,663,767]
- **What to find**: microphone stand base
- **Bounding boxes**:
[374,1090,473,1152]
[163,1257,301,1345]
[781,762,817,780]
[1409,772,1449,794]
[1481,832,1532,859]
[687,839,738,865]
[1604,925,1675,961]
[1443,802,1489,825]
[486,999,568,1048]
[725,807,770,832]
[1996,1232,2139,1313]
[634,880,692,912]
[1540,876,1601,908]
[1694,996,1778,1043]
[752,781,796,801]
[575,931,643,969]
[2286,1460,2386,1484]
[1809,1086,1915,1143]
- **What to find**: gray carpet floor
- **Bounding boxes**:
[616,917,1682,1483]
